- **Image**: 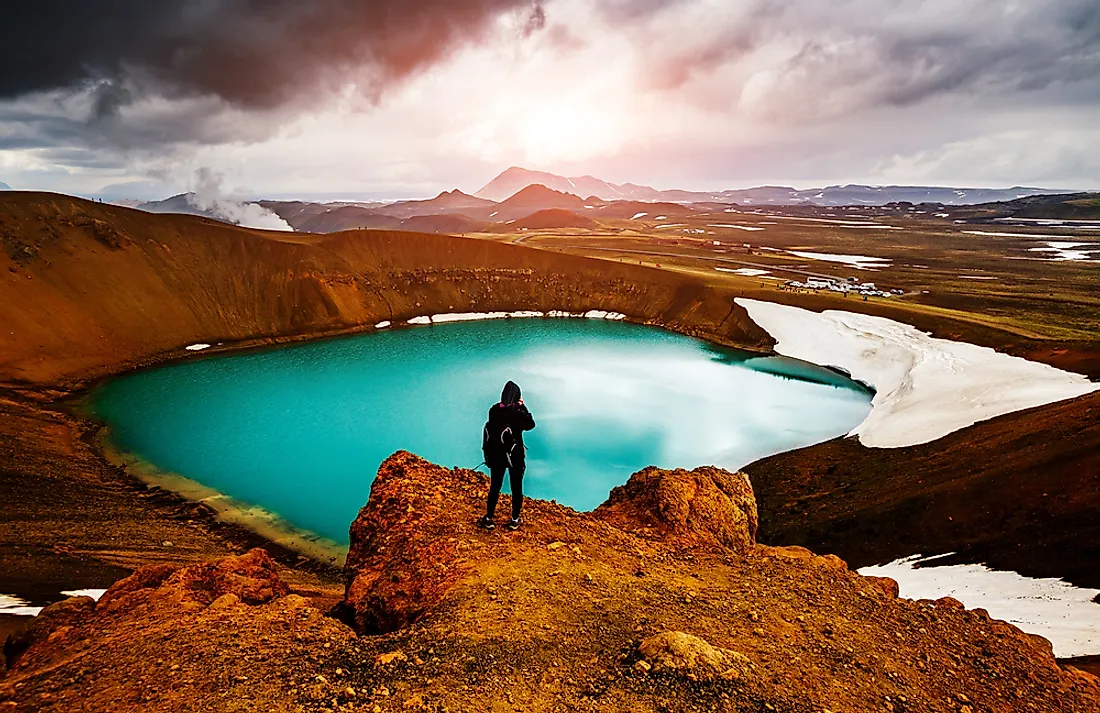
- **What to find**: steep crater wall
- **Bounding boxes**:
[0,192,772,388]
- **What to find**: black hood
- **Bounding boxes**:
[501,381,522,405]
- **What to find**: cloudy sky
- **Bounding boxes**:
[1,0,1098,200]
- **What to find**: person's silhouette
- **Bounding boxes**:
[478,381,536,531]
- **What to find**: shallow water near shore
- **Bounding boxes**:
[91,318,872,544]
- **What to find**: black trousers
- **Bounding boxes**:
[486,462,525,520]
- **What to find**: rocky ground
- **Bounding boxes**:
[3,452,1098,713]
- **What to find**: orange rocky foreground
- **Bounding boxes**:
[3,451,1099,713]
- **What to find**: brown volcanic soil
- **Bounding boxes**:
[0,191,773,388]
[746,391,1100,588]
[4,453,1099,713]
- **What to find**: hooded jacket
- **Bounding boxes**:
[483,380,536,467]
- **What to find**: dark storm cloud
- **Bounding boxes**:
[0,0,537,108]
[0,0,540,150]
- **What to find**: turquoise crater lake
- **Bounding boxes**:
[90,318,873,545]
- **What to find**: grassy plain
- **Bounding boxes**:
[467,207,1100,345]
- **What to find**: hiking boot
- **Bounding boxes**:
[477,515,495,531]
[506,517,521,531]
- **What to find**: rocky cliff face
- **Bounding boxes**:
[594,464,758,552]
[340,454,762,634]
[4,452,1100,712]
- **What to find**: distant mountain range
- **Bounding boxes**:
[476,166,1071,207]
[0,182,11,190]
[133,168,1098,234]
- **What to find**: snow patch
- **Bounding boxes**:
[708,224,766,231]
[0,594,43,617]
[858,555,1100,658]
[185,343,212,351]
[431,312,510,323]
[734,299,1098,448]
[716,267,771,277]
[786,251,891,269]
[405,310,623,325]
[963,230,1077,239]
[62,589,107,601]
[631,212,648,220]
[584,310,626,320]
[374,321,392,329]
[1029,241,1100,261]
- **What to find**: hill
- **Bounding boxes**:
[594,200,698,220]
[0,182,10,190]
[400,213,489,234]
[378,189,496,219]
[0,191,771,386]
[138,192,216,219]
[474,167,1072,206]
[296,206,404,233]
[140,193,293,231]
[982,192,1100,220]
[476,167,628,202]
[256,200,333,229]
[509,208,598,230]
[482,183,589,221]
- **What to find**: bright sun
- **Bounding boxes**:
[514,99,627,166]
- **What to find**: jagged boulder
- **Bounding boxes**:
[594,465,757,552]
[636,631,754,681]
[98,548,288,612]
[343,451,485,634]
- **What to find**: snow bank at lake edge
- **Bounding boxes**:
[859,555,1100,658]
[735,298,1098,448]
[405,310,626,326]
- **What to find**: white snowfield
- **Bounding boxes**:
[735,299,1099,448]
[185,343,211,351]
[858,555,1100,658]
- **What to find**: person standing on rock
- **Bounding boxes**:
[478,380,535,531]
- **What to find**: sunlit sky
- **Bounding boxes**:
[1,0,1099,200]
